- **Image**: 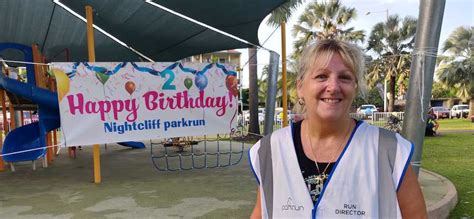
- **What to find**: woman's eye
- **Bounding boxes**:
[339,75,354,82]
[313,74,327,80]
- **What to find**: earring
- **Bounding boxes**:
[298,98,305,106]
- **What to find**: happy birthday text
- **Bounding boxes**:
[66,90,231,122]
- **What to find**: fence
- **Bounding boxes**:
[350,112,405,127]
[239,112,406,133]
[239,115,286,136]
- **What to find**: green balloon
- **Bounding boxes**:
[95,72,110,84]
[184,77,193,90]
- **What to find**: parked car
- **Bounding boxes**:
[258,108,265,122]
[451,104,469,118]
[242,108,265,123]
[242,110,249,123]
[357,104,378,115]
[430,106,450,119]
[275,109,294,122]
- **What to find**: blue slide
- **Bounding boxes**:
[0,73,60,162]
[117,142,145,149]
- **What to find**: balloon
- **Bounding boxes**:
[194,73,208,91]
[95,72,109,84]
[226,75,238,97]
[53,69,70,102]
[125,81,136,95]
[184,78,193,90]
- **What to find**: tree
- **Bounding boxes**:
[436,26,474,117]
[258,62,299,108]
[240,88,249,111]
[291,0,365,58]
[431,81,457,99]
[366,14,417,112]
[266,0,305,27]
[352,88,384,111]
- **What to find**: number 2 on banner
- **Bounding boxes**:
[161,70,176,90]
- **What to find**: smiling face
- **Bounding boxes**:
[297,53,357,122]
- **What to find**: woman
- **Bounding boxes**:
[249,39,426,218]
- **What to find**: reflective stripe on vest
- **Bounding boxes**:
[378,128,398,218]
[258,134,273,218]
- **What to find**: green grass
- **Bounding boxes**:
[437,118,474,131]
[422,132,474,218]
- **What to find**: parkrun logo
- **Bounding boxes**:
[281,198,304,211]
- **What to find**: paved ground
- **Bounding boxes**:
[0,140,455,218]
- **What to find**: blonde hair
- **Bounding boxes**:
[297,39,367,95]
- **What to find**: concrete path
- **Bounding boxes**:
[0,141,456,218]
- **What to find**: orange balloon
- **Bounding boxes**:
[125,81,136,95]
[226,76,238,97]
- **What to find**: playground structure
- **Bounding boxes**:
[0,0,286,182]
[0,41,247,173]
[0,43,145,172]
[0,43,59,171]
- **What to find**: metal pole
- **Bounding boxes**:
[281,22,288,127]
[384,79,387,112]
[263,51,280,135]
[237,67,244,125]
[402,0,445,176]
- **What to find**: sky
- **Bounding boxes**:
[237,0,474,88]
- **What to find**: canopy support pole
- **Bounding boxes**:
[281,22,288,127]
[85,5,102,184]
[402,0,445,176]
[263,51,280,135]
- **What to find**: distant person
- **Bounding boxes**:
[426,109,439,136]
[249,39,426,218]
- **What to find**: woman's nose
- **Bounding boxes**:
[325,77,340,93]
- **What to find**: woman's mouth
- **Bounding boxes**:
[321,98,341,103]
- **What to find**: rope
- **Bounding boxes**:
[0,143,64,157]
[411,160,421,167]
[417,52,426,123]
[241,25,280,69]
[0,59,51,66]
[41,4,57,52]
[246,132,264,137]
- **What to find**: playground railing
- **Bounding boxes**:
[149,126,246,171]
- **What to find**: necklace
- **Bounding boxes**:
[305,120,352,197]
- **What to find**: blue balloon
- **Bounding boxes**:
[195,73,208,90]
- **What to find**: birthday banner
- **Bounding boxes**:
[52,62,239,147]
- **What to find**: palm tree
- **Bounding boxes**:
[291,0,365,58]
[366,14,417,112]
[266,0,304,27]
[436,26,473,117]
[258,62,299,107]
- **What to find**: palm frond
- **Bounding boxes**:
[267,0,305,26]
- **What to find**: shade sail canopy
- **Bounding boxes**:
[0,0,286,62]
